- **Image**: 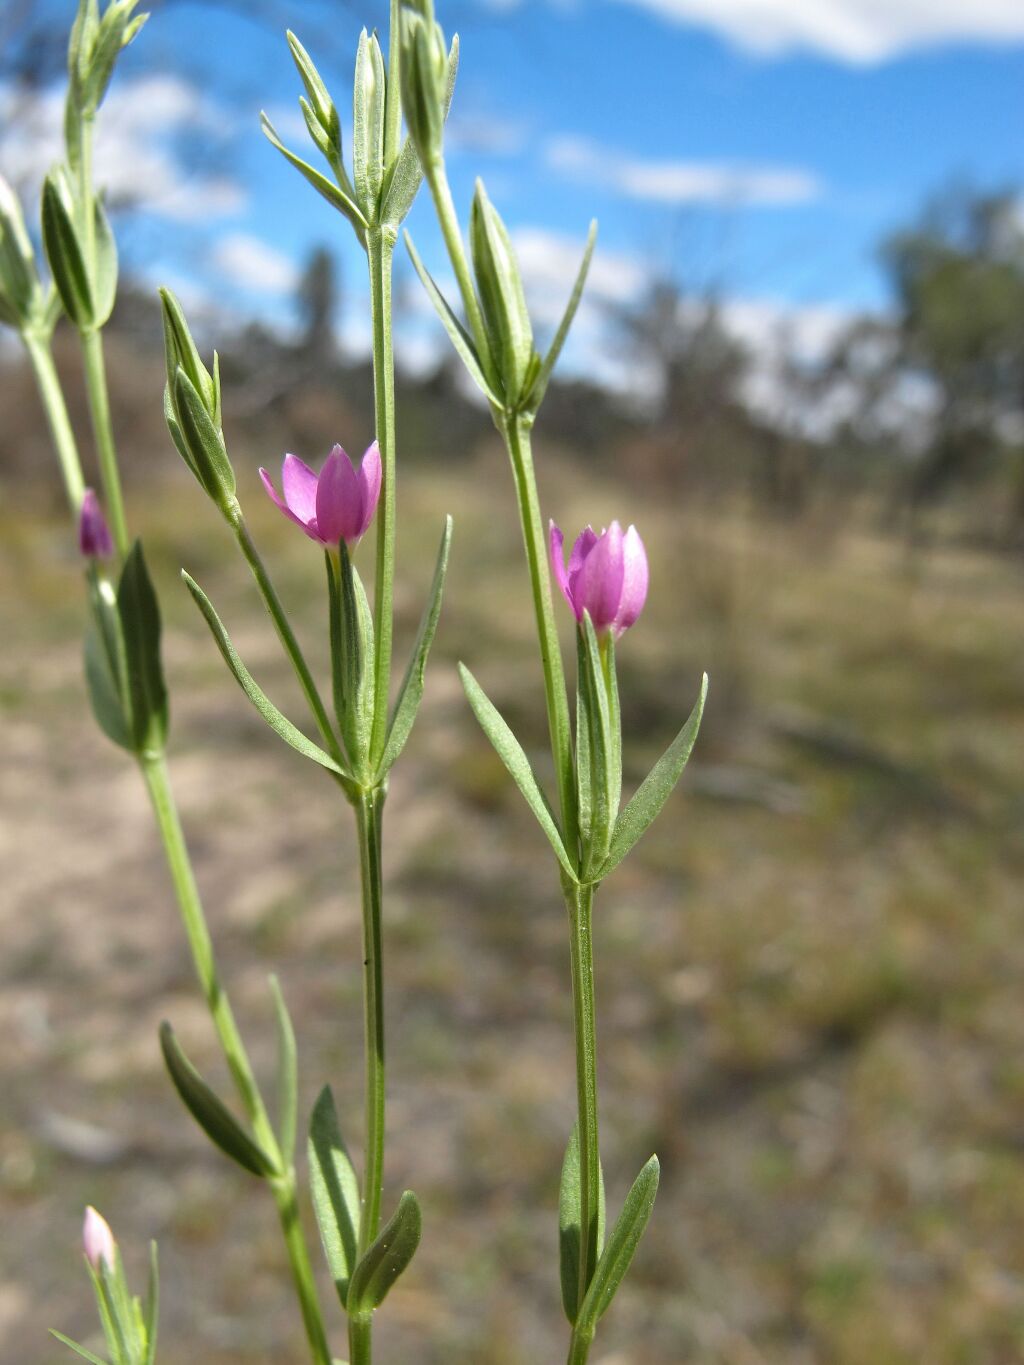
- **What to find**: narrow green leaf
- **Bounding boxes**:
[378,516,452,777]
[579,615,616,877]
[337,546,375,772]
[117,542,168,754]
[159,287,215,415]
[84,576,130,751]
[308,1086,361,1308]
[49,1331,108,1365]
[159,1022,276,1177]
[286,30,339,148]
[576,1155,660,1331]
[182,572,347,778]
[597,674,707,880]
[347,1191,422,1313]
[142,1241,158,1365]
[404,232,501,407]
[91,196,117,325]
[261,113,367,240]
[559,1123,607,1324]
[526,220,597,416]
[268,975,297,1166]
[458,663,578,883]
[41,173,92,329]
[172,367,236,507]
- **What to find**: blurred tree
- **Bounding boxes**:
[297,246,340,369]
[882,187,1024,528]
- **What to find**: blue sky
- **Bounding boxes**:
[3,0,1023,385]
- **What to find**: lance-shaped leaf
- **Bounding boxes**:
[160,287,215,416]
[559,1122,607,1324]
[287,30,342,166]
[49,1331,108,1365]
[171,366,236,512]
[404,232,501,407]
[261,113,367,242]
[458,664,578,883]
[526,220,597,417]
[575,1155,660,1332]
[269,975,297,1166]
[352,29,386,213]
[91,196,118,327]
[383,35,459,228]
[347,1191,423,1314]
[308,1086,361,1308]
[597,673,707,881]
[84,576,131,750]
[159,1022,277,1177]
[377,515,452,777]
[118,542,168,754]
[142,1242,159,1365]
[182,572,348,778]
[41,171,93,329]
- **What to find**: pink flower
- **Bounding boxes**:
[78,489,114,559]
[260,442,382,548]
[83,1206,116,1271]
[550,519,648,639]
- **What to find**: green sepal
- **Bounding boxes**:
[171,366,236,514]
[326,547,376,777]
[524,220,597,417]
[376,515,452,778]
[159,287,216,417]
[382,35,459,229]
[269,975,297,1166]
[159,1021,277,1178]
[398,8,449,166]
[470,180,534,404]
[308,1086,361,1308]
[79,0,146,116]
[577,615,619,878]
[559,1122,606,1324]
[90,1247,140,1365]
[84,573,132,750]
[404,231,501,406]
[287,30,343,171]
[41,170,93,330]
[575,1156,659,1331]
[49,1331,108,1365]
[458,663,579,883]
[347,1191,423,1314]
[118,541,169,754]
[596,673,707,881]
[352,29,386,216]
[182,571,349,779]
[261,113,367,244]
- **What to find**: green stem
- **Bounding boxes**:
[423,159,493,381]
[80,327,129,557]
[139,750,332,1365]
[233,516,345,767]
[21,329,86,512]
[355,787,387,1254]
[349,1311,373,1365]
[567,1323,595,1365]
[503,415,578,858]
[567,883,600,1315]
[366,231,396,771]
[384,0,402,170]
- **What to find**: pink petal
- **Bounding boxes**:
[566,525,598,602]
[280,453,320,525]
[577,521,625,632]
[316,445,360,545]
[356,441,382,539]
[613,524,648,636]
[261,466,323,540]
[549,521,577,616]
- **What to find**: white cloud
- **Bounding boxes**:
[545,136,821,206]
[608,0,1024,64]
[211,234,299,294]
[0,75,246,222]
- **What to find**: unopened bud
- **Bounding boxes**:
[83,1206,116,1271]
[78,488,114,559]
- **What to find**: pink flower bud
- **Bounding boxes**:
[550,519,649,640]
[78,489,114,560]
[260,442,381,548]
[83,1206,116,1271]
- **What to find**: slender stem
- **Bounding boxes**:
[21,329,86,512]
[77,113,97,273]
[366,231,396,771]
[567,883,600,1312]
[567,1323,595,1365]
[503,415,578,858]
[383,0,402,171]
[79,327,129,557]
[233,516,345,767]
[355,786,387,1253]
[140,750,332,1365]
[349,1312,373,1365]
[423,159,493,379]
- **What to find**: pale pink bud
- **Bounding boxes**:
[83,1206,116,1270]
[550,519,649,639]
